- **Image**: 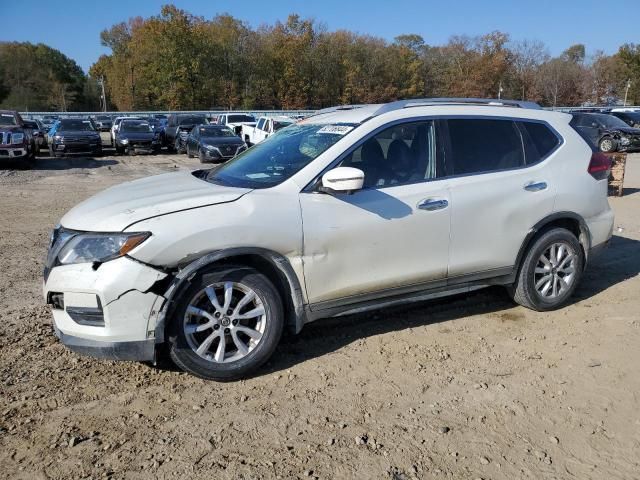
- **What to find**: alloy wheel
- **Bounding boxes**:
[183,282,267,363]
[534,242,577,299]
[600,138,614,152]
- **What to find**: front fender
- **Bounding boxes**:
[149,247,307,344]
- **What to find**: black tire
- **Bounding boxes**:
[510,228,584,311]
[168,267,284,381]
[599,136,616,153]
[198,149,207,163]
[187,146,194,158]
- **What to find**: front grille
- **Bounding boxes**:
[218,144,238,157]
[133,141,152,148]
[0,132,12,145]
[64,136,95,144]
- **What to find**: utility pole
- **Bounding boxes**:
[98,76,107,112]
[498,80,504,100]
[623,79,631,107]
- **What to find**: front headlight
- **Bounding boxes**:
[11,133,24,144]
[120,138,129,145]
[205,144,216,151]
[53,135,64,143]
[619,136,631,145]
[57,232,150,265]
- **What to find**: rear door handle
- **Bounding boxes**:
[417,198,449,211]
[524,181,548,192]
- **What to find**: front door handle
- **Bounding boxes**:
[417,198,449,211]
[524,181,548,192]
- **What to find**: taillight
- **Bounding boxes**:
[588,152,611,180]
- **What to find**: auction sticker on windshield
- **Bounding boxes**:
[317,125,354,135]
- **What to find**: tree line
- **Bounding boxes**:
[1,4,639,112]
[0,42,98,111]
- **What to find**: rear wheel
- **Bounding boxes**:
[510,228,584,311]
[168,267,284,381]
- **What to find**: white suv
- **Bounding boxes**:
[44,99,614,380]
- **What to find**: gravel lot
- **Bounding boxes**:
[1,149,639,480]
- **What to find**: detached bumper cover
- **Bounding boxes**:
[54,325,155,361]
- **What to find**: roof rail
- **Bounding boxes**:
[305,104,370,118]
[372,98,541,116]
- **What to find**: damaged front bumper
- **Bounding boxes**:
[43,256,168,361]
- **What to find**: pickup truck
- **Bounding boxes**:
[0,110,36,168]
[241,116,295,146]
[165,113,209,153]
[215,113,257,136]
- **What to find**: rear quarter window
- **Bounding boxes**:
[518,122,562,165]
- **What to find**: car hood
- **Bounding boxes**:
[201,137,244,147]
[58,130,100,137]
[119,132,156,141]
[61,170,251,231]
[0,125,23,132]
[605,126,640,136]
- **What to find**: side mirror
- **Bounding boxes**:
[321,167,364,194]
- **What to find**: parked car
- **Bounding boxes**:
[40,115,59,130]
[49,118,102,157]
[185,125,247,162]
[164,114,209,153]
[23,119,48,154]
[44,98,614,381]
[569,112,640,152]
[0,110,36,168]
[609,110,640,128]
[93,115,113,132]
[242,116,294,146]
[110,116,145,146]
[215,113,257,136]
[114,119,161,155]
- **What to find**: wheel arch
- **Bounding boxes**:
[153,247,307,344]
[514,212,591,278]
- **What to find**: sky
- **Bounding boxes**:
[3,0,639,72]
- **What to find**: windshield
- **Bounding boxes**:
[618,112,640,123]
[0,114,17,126]
[200,126,236,138]
[206,123,354,188]
[274,120,294,131]
[59,120,95,132]
[121,122,152,133]
[595,114,631,129]
[228,114,255,123]
[179,116,208,126]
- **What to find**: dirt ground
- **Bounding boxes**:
[0,147,639,480]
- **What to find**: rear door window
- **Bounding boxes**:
[446,119,525,175]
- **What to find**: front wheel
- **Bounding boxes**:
[510,228,584,311]
[168,267,284,381]
[599,137,616,153]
